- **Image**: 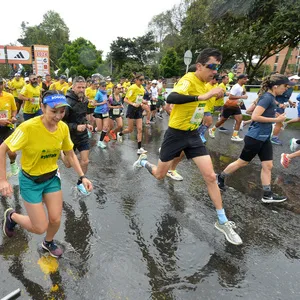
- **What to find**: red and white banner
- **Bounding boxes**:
[6,46,32,64]
[33,45,50,76]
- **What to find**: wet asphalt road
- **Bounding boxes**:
[1,115,300,300]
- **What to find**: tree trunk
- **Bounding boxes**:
[280,47,293,75]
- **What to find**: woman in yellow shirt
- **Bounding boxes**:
[0,91,93,258]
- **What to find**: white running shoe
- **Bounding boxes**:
[215,221,243,245]
[117,132,123,143]
[290,138,299,152]
[208,128,215,138]
[167,170,183,181]
[231,135,243,142]
[137,147,147,154]
[133,153,148,169]
[97,141,107,149]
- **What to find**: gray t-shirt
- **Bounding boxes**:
[246,92,276,141]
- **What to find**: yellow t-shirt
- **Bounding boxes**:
[5,116,74,176]
[122,81,131,91]
[170,72,207,131]
[204,82,218,113]
[106,83,114,96]
[0,91,17,128]
[10,78,25,98]
[85,87,97,108]
[125,84,145,104]
[215,82,227,107]
[20,84,41,114]
[50,81,69,92]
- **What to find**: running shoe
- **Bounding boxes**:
[261,193,287,203]
[10,162,20,176]
[231,135,243,142]
[117,132,123,143]
[104,135,110,143]
[167,170,183,181]
[97,141,107,149]
[280,153,290,168]
[290,138,299,152]
[215,221,243,245]
[271,137,283,145]
[157,114,163,119]
[110,130,117,140]
[200,133,207,144]
[3,208,17,237]
[42,240,63,258]
[133,153,147,169]
[137,147,147,154]
[77,183,91,196]
[208,128,215,138]
[217,174,226,191]
[218,127,228,132]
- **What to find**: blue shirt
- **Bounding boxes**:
[94,90,109,114]
[246,92,276,141]
[275,88,293,104]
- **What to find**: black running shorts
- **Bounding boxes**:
[159,127,208,162]
[240,136,273,162]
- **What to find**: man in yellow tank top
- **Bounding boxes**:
[133,48,243,246]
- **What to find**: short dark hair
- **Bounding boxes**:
[195,48,222,64]
[73,76,86,85]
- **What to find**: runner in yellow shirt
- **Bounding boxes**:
[133,48,242,246]
[106,76,114,96]
[18,74,42,121]
[49,75,69,94]
[9,73,25,114]
[0,90,93,258]
[0,78,19,176]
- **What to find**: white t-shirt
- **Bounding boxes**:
[151,86,158,98]
[230,83,244,97]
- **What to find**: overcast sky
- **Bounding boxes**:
[1,0,182,58]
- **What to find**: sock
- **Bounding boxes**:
[44,239,53,244]
[77,179,82,185]
[100,131,107,141]
[216,208,228,225]
[219,172,228,180]
[263,185,272,196]
[233,130,238,137]
[138,141,142,149]
[119,132,123,136]
[140,160,147,167]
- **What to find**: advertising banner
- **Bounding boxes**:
[33,45,50,76]
[6,46,32,64]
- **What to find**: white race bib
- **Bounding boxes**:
[135,95,143,104]
[33,97,40,105]
[147,101,151,106]
[190,106,204,125]
[0,110,8,119]
[102,112,109,117]
[113,108,120,115]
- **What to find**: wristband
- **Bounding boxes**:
[79,175,87,180]
[195,96,198,101]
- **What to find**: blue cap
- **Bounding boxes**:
[43,94,70,108]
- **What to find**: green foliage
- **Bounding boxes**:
[18,11,70,69]
[0,64,12,79]
[110,32,157,76]
[59,38,103,78]
[159,48,182,77]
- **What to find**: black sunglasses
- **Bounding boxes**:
[204,63,220,71]
[138,78,145,81]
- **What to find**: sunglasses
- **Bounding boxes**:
[31,78,38,80]
[204,63,220,71]
[138,78,145,81]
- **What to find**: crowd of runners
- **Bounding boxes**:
[0,48,300,258]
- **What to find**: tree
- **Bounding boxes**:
[159,48,182,77]
[18,11,70,69]
[186,0,300,81]
[59,38,103,78]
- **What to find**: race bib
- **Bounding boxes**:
[190,106,204,125]
[16,89,21,93]
[33,97,40,105]
[0,110,8,119]
[102,112,109,117]
[147,101,151,106]
[113,108,120,115]
[135,95,143,104]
